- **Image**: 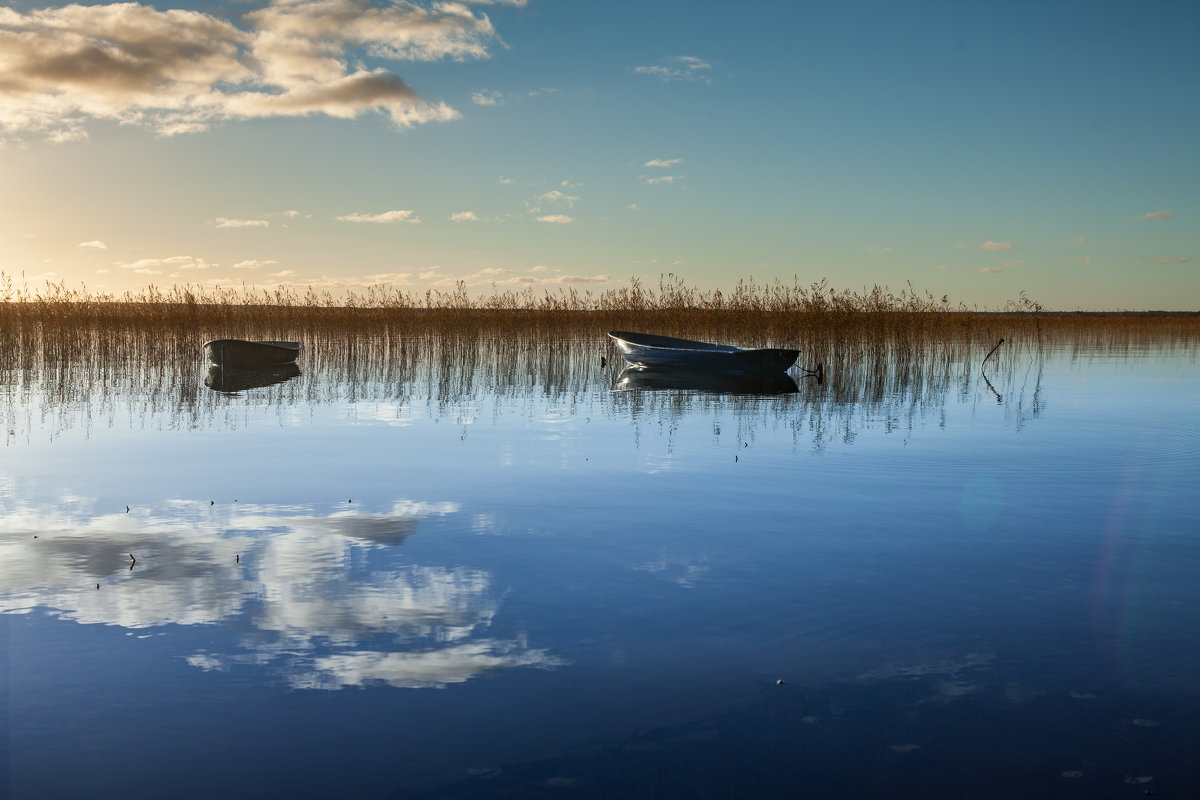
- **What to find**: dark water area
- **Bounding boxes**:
[2,330,1198,799]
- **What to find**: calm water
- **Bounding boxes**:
[2,332,1198,799]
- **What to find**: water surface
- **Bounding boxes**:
[3,332,1198,798]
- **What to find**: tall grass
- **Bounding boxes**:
[2,271,1197,373]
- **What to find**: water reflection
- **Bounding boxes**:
[613,367,799,394]
[0,495,561,689]
[0,329,1056,443]
[205,363,301,393]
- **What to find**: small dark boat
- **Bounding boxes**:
[613,367,798,395]
[204,339,301,369]
[204,363,301,393]
[608,330,799,373]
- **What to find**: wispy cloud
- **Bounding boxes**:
[450,211,479,222]
[1154,256,1170,264]
[980,267,1004,273]
[643,158,682,168]
[77,240,107,249]
[232,259,278,270]
[214,217,269,228]
[337,210,419,224]
[537,190,578,207]
[641,175,681,185]
[978,241,1013,251]
[0,0,502,143]
[1001,259,1024,267]
[536,214,573,224]
[1070,256,1090,264]
[866,246,894,253]
[1136,210,1173,221]
[471,90,505,106]
[634,56,712,83]
[117,255,215,274]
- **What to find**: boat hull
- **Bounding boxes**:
[607,330,798,373]
[204,339,301,368]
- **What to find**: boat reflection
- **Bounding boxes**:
[205,363,301,393]
[613,367,799,395]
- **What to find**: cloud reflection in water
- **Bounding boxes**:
[0,495,562,689]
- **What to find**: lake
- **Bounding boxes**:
[2,329,1198,799]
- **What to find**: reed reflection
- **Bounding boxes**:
[205,363,301,393]
[0,328,1063,444]
[0,495,560,689]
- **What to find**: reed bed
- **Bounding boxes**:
[2,271,1197,385]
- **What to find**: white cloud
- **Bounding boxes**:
[232,259,278,269]
[643,158,682,168]
[536,214,573,224]
[1178,256,1191,263]
[1001,259,1024,267]
[641,175,680,185]
[627,204,639,211]
[281,210,301,217]
[980,267,1003,273]
[1136,210,1172,221]
[1070,256,1090,264]
[978,241,1013,251]
[450,211,479,221]
[537,189,578,207]
[499,176,516,184]
[0,0,500,143]
[634,55,712,83]
[471,90,504,106]
[78,240,107,249]
[118,255,215,271]
[214,217,269,228]
[270,269,297,277]
[866,246,894,253]
[337,210,419,223]
[1154,256,1170,264]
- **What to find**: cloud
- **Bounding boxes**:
[536,214,573,224]
[980,267,1003,273]
[498,176,516,185]
[627,204,639,211]
[77,240,107,249]
[641,175,680,185]
[337,210,419,223]
[232,259,278,269]
[866,246,894,253]
[118,255,215,271]
[978,241,1013,251]
[1136,210,1172,221]
[471,90,504,106]
[1154,256,1170,264]
[643,158,682,168]
[214,217,269,228]
[270,269,296,277]
[537,189,578,207]
[1179,256,1191,263]
[281,209,301,217]
[1001,259,1024,267]
[0,0,502,142]
[633,55,712,83]
[1070,256,1090,264]
[450,211,479,222]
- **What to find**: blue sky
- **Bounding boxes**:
[1,0,1196,309]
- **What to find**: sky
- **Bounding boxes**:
[0,0,1196,310]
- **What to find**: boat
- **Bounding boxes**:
[607,330,799,373]
[613,367,798,395]
[204,363,301,393]
[203,339,301,369]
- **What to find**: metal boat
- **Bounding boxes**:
[204,339,301,369]
[607,330,799,373]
